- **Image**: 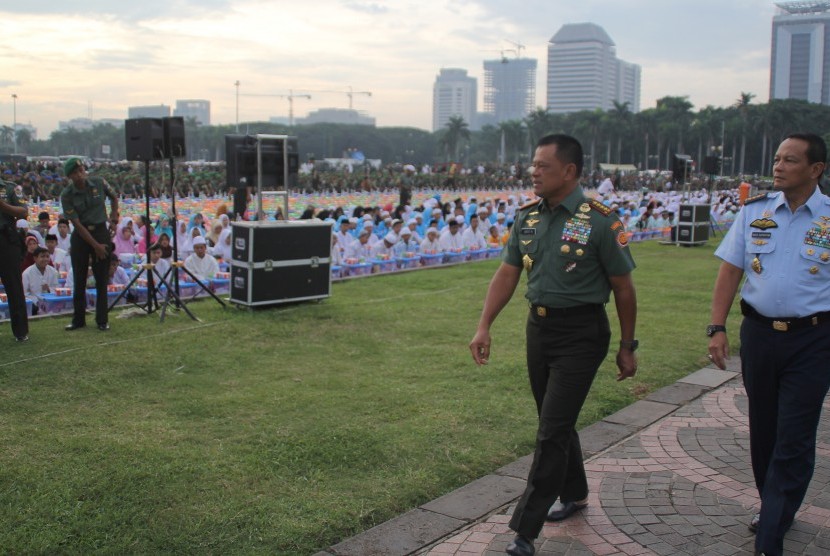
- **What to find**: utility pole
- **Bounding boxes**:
[11,93,17,154]
[234,81,240,133]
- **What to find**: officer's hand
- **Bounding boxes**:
[707,333,729,370]
[469,329,492,366]
[616,349,637,381]
[93,242,109,261]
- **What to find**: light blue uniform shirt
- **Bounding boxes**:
[715,186,830,317]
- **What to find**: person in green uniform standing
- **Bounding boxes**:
[60,158,119,331]
[0,178,30,342]
[469,134,638,556]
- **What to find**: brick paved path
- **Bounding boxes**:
[424,379,830,556]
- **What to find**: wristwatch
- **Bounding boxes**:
[619,339,639,352]
[706,324,727,337]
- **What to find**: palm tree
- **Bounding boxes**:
[440,116,470,161]
[734,92,755,175]
[608,101,631,164]
[524,108,556,148]
[656,96,694,167]
[0,125,13,148]
[498,120,526,162]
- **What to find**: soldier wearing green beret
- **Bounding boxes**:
[469,134,638,556]
[60,158,119,332]
[0,178,29,342]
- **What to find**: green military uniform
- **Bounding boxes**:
[0,180,29,339]
[60,176,116,328]
[503,186,635,307]
[504,186,636,540]
[60,176,114,227]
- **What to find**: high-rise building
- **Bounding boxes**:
[770,1,830,104]
[174,99,211,125]
[546,23,640,113]
[300,108,375,126]
[432,68,477,131]
[127,105,171,119]
[483,58,537,124]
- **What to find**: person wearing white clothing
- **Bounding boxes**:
[461,214,488,250]
[22,247,59,312]
[438,220,463,251]
[184,236,219,283]
[420,227,441,252]
[370,233,397,258]
[345,228,375,261]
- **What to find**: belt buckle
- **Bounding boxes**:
[772,320,788,332]
[536,306,546,317]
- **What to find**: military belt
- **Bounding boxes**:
[740,299,830,332]
[529,303,602,318]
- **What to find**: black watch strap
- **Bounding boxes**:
[706,324,727,337]
[619,339,639,351]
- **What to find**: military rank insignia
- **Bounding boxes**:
[562,218,591,244]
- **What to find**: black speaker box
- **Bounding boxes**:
[163,117,186,159]
[125,118,165,161]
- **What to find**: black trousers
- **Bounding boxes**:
[740,316,830,556]
[69,227,111,326]
[0,228,28,338]
[509,305,610,539]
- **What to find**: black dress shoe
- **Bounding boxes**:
[97,323,110,331]
[505,535,535,556]
[546,500,588,522]
[15,335,29,343]
[749,513,760,533]
[65,323,86,331]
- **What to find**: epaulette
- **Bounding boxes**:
[518,199,540,211]
[588,199,613,216]
[744,192,769,205]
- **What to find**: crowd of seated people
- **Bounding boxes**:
[2,176,750,318]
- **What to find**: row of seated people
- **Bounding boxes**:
[10,236,227,316]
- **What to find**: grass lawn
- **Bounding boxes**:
[0,238,741,554]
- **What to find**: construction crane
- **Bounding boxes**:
[240,89,311,126]
[480,49,517,63]
[504,39,526,58]
[309,86,372,109]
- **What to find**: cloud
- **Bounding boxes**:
[342,1,389,15]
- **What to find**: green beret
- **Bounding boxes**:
[63,157,82,177]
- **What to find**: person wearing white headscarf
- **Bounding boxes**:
[174,219,189,260]
[212,227,232,261]
[180,225,203,261]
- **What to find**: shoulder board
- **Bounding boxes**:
[588,199,613,216]
[744,192,769,205]
[518,199,540,211]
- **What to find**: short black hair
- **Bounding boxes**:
[45,234,57,242]
[149,242,162,252]
[38,211,50,220]
[33,246,48,257]
[536,134,584,176]
[785,132,827,166]
[58,218,69,226]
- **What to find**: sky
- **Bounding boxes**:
[1,0,779,138]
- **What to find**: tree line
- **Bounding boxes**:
[6,94,830,176]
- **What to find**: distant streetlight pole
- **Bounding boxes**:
[234,80,240,133]
[11,93,18,154]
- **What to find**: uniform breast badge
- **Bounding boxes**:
[564,262,577,273]
[822,252,830,262]
[810,266,819,275]
[751,256,763,274]
[560,244,571,254]
[525,218,540,227]
[750,218,778,229]
[522,254,533,272]
[575,248,584,256]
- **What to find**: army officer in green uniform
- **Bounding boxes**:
[0,178,30,342]
[60,158,119,331]
[470,134,638,556]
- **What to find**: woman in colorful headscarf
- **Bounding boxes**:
[155,215,173,239]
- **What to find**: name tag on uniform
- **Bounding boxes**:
[520,228,537,235]
[751,231,772,239]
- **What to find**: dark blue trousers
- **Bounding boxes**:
[509,306,610,539]
[740,317,830,556]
